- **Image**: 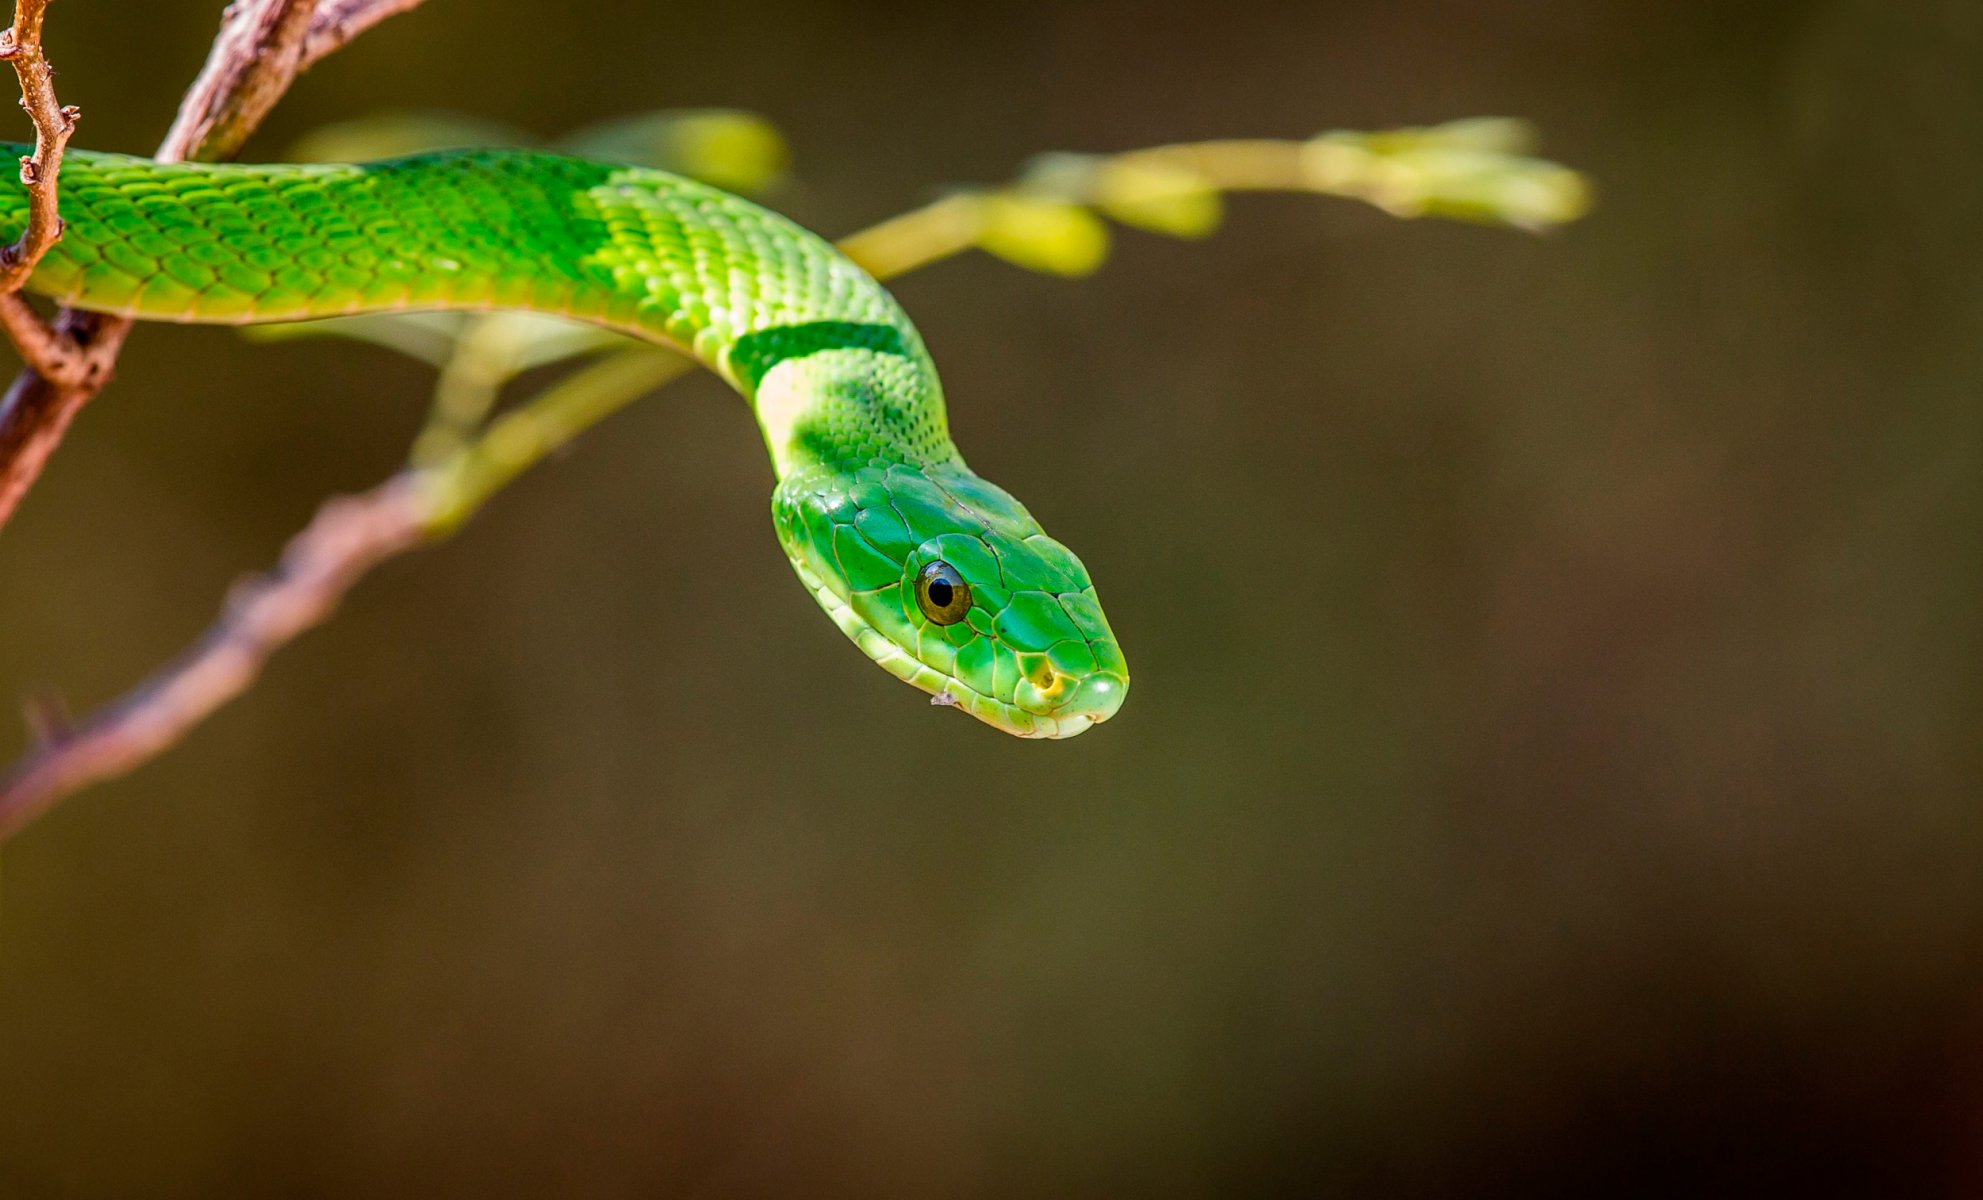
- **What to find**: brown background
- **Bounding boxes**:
[3,0,1981,1195]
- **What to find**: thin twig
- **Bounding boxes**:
[0,293,90,384]
[0,0,432,536]
[0,480,426,838]
[0,0,76,291]
[300,0,428,70]
[0,1,98,389]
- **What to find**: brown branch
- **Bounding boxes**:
[301,0,429,69]
[0,293,94,385]
[158,0,316,163]
[0,0,431,535]
[0,2,100,390]
[0,479,426,838]
[0,1,76,290]
[0,308,124,520]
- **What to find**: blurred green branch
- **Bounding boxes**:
[847,117,1590,278]
[0,113,1588,835]
[391,115,1588,528]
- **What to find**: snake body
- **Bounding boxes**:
[2,147,1128,737]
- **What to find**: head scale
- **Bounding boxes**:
[771,459,1128,738]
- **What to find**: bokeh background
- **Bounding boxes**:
[3,0,1981,1195]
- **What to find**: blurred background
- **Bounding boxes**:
[4,0,1982,1195]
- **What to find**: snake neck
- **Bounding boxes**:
[723,327,959,482]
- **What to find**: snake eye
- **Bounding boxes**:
[914,560,973,626]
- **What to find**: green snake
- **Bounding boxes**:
[1,147,1128,738]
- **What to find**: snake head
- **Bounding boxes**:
[772,459,1128,738]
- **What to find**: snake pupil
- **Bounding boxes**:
[915,560,972,625]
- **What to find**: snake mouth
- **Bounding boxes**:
[932,669,1128,739]
[935,665,1129,739]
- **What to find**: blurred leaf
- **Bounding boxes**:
[1016,152,1222,239]
[976,195,1112,276]
[284,111,534,162]
[1304,128,1590,231]
[558,110,789,194]
[1393,154,1593,230]
[1014,151,1098,193]
[1091,159,1225,238]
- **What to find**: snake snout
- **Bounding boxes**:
[1049,670,1128,730]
